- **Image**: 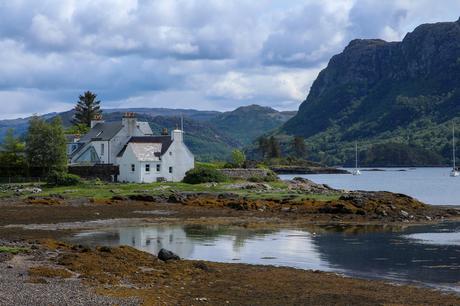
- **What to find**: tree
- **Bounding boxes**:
[268,136,281,158]
[72,91,102,127]
[0,129,26,176]
[231,149,246,167]
[257,136,270,159]
[26,116,68,176]
[292,136,307,158]
[65,123,90,135]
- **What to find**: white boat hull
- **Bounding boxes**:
[450,170,459,177]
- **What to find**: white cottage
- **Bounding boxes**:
[116,129,194,183]
[70,113,194,182]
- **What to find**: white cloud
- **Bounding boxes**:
[0,0,460,119]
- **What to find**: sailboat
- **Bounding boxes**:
[352,142,361,176]
[450,124,459,177]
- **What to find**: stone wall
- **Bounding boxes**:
[68,165,119,182]
[218,168,271,180]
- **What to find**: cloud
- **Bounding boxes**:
[0,0,460,119]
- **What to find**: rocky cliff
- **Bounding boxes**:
[282,18,460,165]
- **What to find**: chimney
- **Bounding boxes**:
[122,112,137,136]
[171,128,183,143]
[91,114,104,128]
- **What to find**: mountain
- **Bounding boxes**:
[210,105,296,146]
[0,105,294,161]
[281,18,460,166]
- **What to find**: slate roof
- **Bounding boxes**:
[79,122,123,142]
[117,136,173,158]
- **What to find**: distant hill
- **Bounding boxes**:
[280,18,460,166]
[210,105,296,146]
[0,105,295,161]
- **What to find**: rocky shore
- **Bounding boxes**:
[0,239,459,306]
[0,179,459,305]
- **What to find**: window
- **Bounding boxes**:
[145,164,150,172]
[169,151,172,156]
[131,164,135,172]
[101,143,105,156]
[169,166,173,173]
[156,164,161,172]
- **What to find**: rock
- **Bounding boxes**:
[193,262,212,272]
[425,216,432,221]
[128,194,156,202]
[400,210,409,218]
[158,248,180,261]
[111,195,129,201]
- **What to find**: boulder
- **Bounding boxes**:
[158,248,180,261]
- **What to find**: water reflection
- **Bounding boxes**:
[69,222,460,292]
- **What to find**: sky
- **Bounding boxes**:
[1,0,460,119]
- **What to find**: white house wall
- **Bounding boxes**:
[117,136,194,183]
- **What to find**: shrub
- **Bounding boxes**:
[47,171,81,186]
[247,170,278,182]
[183,168,228,184]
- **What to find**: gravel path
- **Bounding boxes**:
[0,246,139,306]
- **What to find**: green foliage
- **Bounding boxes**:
[25,116,68,176]
[0,129,26,176]
[247,170,278,182]
[73,91,102,127]
[195,161,226,170]
[65,123,90,135]
[361,143,444,166]
[291,136,307,158]
[47,171,82,186]
[183,168,228,184]
[231,149,246,167]
[269,136,282,158]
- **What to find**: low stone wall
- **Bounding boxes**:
[218,168,271,180]
[68,165,120,182]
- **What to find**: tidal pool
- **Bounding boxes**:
[68,221,460,293]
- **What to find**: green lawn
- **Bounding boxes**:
[0,180,337,202]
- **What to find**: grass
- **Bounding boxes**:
[1,179,337,202]
[0,246,29,254]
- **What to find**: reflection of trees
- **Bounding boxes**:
[118,226,195,258]
[305,224,407,235]
[183,224,278,252]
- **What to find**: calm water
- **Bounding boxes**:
[280,167,460,205]
[69,222,460,293]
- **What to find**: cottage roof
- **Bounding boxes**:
[117,136,173,159]
[79,122,123,142]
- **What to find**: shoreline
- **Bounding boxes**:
[1,237,459,305]
[0,179,459,304]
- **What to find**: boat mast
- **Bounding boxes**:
[355,142,358,170]
[453,124,456,170]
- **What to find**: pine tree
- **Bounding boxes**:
[72,91,102,127]
[292,136,307,158]
[257,136,270,159]
[269,136,281,158]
